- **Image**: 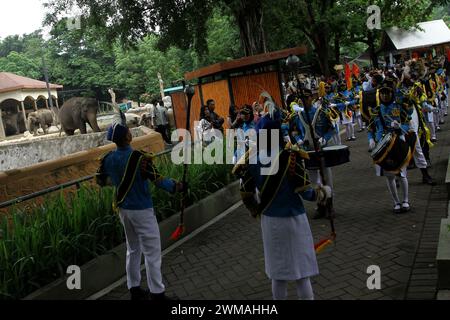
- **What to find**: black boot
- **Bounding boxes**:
[130,287,150,300]
[421,168,436,186]
[150,292,179,301]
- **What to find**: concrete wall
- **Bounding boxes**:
[0,126,148,172]
[0,127,164,206]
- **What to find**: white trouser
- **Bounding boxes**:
[413,133,428,169]
[119,208,165,294]
[332,123,341,145]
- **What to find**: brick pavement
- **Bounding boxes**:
[100,118,450,300]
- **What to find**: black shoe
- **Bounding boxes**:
[431,138,437,143]
[393,203,402,214]
[130,287,150,300]
[357,129,364,133]
[422,176,437,186]
[150,292,179,301]
[351,137,356,141]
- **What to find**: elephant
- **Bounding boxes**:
[27,109,54,136]
[2,111,19,136]
[59,97,101,135]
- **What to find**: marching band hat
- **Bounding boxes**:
[107,122,129,144]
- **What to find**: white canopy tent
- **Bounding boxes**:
[381,19,450,57]
[385,20,450,51]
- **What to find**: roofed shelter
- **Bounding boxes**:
[0,72,63,139]
[167,46,307,132]
[380,19,450,62]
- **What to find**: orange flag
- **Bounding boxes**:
[352,64,360,78]
[345,63,352,90]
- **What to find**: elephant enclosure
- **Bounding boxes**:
[0,127,165,210]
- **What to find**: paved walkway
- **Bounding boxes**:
[99,118,450,300]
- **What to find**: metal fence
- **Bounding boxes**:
[0,147,174,210]
[97,101,115,115]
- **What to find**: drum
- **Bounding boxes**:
[361,89,378,121]
[370,132,413,172]
[304,145,350,170]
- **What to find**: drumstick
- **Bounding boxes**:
[383,115,409,135]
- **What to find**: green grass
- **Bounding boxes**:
[0,152,234,300]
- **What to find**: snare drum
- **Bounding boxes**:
[305,145,350,170]
[370,132,412,172]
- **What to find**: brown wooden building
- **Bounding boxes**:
[168,46,307,132]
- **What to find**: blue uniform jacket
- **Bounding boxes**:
[367,102,411,142]
[247,156,316,217]
[103,145,176,210]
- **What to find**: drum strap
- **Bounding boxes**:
[114,150,144,212]
[298,107,320,145]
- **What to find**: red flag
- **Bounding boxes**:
[352,64,360,78]
[447,48,450,62]
[345,63,352,90]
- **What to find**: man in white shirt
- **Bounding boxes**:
[151,99,172,144]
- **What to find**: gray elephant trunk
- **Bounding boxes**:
[87,113,101,132]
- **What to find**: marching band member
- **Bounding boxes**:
[324,83,342,145]
[405,72,435,185]
[233,112,331,300]
[422,67,439,142]
[352,78,365,132]
[368,79,414,214]
[96,90,184,300]
[336,81,358,141]
[286,88,337,219]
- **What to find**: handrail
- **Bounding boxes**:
[0,147,174,210]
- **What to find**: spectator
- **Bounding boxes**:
[203,99,224,132]
[151,99,172,144]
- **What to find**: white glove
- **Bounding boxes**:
[399,135,406,142]
[391,121,401,129]
[296,139,304,146]
[316,185,332,206]
[329,103,337,108]
[318,137,326,146]
[369,139,376,151]
[345,101,350,106]
[283,135,292,144]
[292,104,301,113]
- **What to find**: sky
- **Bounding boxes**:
[0,0,51,39]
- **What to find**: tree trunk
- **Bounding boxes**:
[367,31,378,69]
[334,33,341,64]
[313,31,331,76]
[233,1,267,56]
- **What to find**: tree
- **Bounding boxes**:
[341,0,450,68]
[44,0,267,58]
[0,51,41,79]
[46,20,118,100]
